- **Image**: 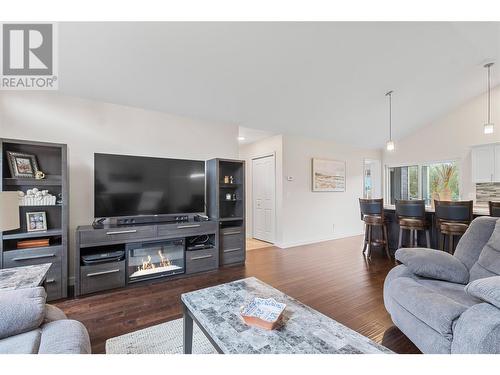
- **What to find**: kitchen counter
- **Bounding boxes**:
[383,205,489,216]
[380,205,490,252]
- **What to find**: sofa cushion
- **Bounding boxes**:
[390,277,468,339]
[0,329,41,354]
[454,216,498,271]
[469,219,500,281]
[417,278,481,307]
[465,276,500,309]
[38,320,91,354]
[395,248,469,284]
[0,287,46,339]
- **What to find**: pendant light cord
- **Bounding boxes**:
[386,91,393,141]
[488,63,491,124]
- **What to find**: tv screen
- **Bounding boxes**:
[94,153,205,218]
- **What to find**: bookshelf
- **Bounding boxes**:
[0,139,68,301]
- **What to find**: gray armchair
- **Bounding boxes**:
[0,287,91,354]
[384,216,500,353]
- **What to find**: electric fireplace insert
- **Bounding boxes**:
[126,239,185,282]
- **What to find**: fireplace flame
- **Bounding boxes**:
[137,250,172,273]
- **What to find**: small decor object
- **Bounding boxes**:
[26,211,48,232]
[232,193,237,201]
[240,297,286,330]
[6,151,40,178]
[18,189,56,206]
[229,176,234,184]
[312,158,346,192]
[17,238,50,249]
[224,176,230,184]
[35,170,46,180]
[225,193,232,201]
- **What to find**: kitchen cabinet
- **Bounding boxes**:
[472,143,500,183]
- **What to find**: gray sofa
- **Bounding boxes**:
[0,287,91,354]
[384,216,500,353]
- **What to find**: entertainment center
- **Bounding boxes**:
[74,156,246,297]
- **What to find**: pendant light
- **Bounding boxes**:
[386,90,395,151]
[484,62,494,134]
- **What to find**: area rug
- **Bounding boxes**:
[105,318,217,354]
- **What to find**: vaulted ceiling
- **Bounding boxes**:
[59,22,500,148]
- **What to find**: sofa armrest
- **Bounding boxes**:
[395,248,469,284]
[465,276,500,309]
[0,287,46,339]
[452,303,500,353]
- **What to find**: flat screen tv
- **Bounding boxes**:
[94,153,205,218]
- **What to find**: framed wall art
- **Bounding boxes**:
[312,158,346,192]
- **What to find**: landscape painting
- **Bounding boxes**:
[312,158,346,192]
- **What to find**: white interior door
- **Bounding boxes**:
[252,155,275,243]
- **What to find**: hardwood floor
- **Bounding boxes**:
[246,238,274,251]
[55,235,420,354]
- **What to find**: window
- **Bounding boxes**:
[386,161,459,206]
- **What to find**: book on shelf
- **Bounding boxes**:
[17,238,50,249]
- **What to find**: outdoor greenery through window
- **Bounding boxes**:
[387,161,459,206]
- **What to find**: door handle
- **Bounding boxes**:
[106,229,137,235]
[45,278,56,284]
[12,253,56,261]
[86,269,120,277]
[223,231,241,236]
[177,224,200,229]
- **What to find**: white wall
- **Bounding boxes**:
[239,135,284,243]
[240,134,381,248]
[280,135,381,248]
[0,92,239,279]
[382,85,500,202]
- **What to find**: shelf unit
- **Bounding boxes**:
[206,158,246,266]
[1,139,68,301]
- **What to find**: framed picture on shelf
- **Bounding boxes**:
[26,211,48,232]
[6,151,40,178]
[312,158,346,192]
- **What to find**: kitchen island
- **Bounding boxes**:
[382,205,489,252]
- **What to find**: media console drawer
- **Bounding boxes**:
[80,260,125,295]
[157,221,217,237]
[79,226,156,246]
[3,246,62,267]
[186,248,218,274]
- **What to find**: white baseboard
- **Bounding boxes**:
[275,232,363,249]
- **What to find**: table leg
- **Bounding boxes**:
[183,302,193,354]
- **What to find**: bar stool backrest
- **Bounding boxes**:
[489,201,500,217]
[359,198,383,220]
[395,199,425,220]
[434,200,473,224]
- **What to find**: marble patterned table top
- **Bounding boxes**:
[181,277,393,354]
[0,264,51,290]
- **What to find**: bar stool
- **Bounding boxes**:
[434,200,473,254]
[489,201,500,217]
[395,199,430,249]
[359,198,390,258]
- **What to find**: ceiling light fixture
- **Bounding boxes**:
[484,62,495,135]
[386,90,395,151]
[237,136,245,141]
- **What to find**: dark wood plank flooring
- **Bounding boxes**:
[55,235,420,354]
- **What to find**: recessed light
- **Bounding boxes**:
[237,136,246,141]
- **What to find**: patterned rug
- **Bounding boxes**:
[105,318,217,354]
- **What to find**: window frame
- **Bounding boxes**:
[384,159,461,207]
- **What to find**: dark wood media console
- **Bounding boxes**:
[75,218,244,296]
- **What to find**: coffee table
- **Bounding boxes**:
[181,277,392,354]
[0,263,51,290]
